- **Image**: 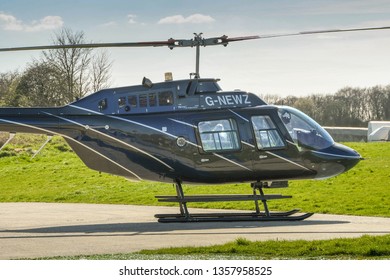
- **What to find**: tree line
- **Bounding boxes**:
[262,85,390,127]
[0,28,112,107]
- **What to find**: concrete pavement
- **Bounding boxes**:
[1,202,390,259]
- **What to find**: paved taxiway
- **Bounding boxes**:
[1,202,390,259]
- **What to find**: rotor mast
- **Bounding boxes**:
[194,33,202,79]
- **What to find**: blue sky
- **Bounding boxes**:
[2,0,390,96]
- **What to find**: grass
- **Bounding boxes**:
[137,235,390,260]
[0,134,172,205]
[37,235,390,260]
[1,133,390,260]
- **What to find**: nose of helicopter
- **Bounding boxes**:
[311,143,362,179]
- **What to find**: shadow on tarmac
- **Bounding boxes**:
[0,219,359,240]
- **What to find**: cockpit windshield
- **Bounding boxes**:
[277,106,334,150]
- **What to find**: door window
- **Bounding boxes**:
[198,119,240,152]
[251,116,285,149]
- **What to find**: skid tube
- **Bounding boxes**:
[155,180,313,223]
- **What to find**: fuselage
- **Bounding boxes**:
[0,78,361,184]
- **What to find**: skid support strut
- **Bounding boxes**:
[155,181,313,223]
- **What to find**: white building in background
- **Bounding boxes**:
[368,121,390,142]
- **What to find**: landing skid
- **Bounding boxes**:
[155,181,313,223]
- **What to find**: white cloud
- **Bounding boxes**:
[0,12,63,32]
[158,13,215,24]
[100,21,117,27]
[128,14,137,24]
[0,12,23,31]
[26,16,63,32]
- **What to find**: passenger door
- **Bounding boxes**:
[250,115,290,177]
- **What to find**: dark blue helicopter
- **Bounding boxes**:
[0,28,383,222]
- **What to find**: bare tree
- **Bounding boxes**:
[275,85,390,127]
[368,86,388,121]
[384,86,390,120]
[92,50,112,92]
[259,94,281,105]
[42,28,112,104]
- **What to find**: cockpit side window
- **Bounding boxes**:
[277,106,334,150]
[251,116,285,149]
[198,119,241,152]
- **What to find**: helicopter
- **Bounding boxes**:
[0,27,385,222]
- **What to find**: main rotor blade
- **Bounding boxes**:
[0,35,261,52]
[222,35,261,42]
[0,40,176,52]
[1,26,390,53]
[256,26,390,39]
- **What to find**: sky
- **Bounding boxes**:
[1,0,390,97]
